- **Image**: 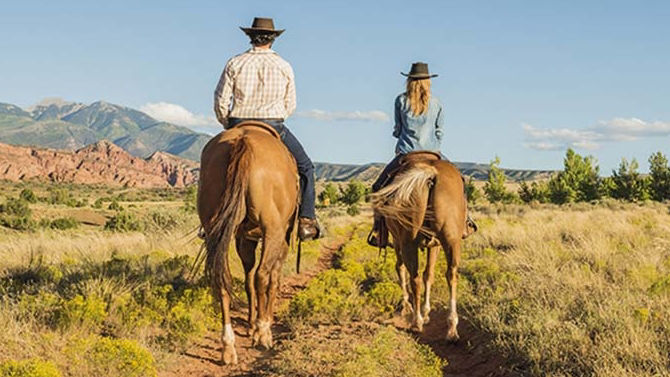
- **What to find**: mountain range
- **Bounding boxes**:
[0,98,210,161]
[0,98,554,184]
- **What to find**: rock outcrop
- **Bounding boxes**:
[0,140,199,188]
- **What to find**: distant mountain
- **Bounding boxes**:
[314,161,553,182]
[0,140,198,188]
[0,99,211,161]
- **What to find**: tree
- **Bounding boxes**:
[611,158,649,201]
[518,180,549,203]
[318,183,340,206]
[339,180,368,205]
[648,152,670,201]
[484,156,514,203]
[464,176,482,205]
[547,149,601,204]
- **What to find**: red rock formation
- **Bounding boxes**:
[0,140,199,188]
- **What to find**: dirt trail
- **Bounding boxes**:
[159,236,344,377]
[392,309,511,377]
[161,227,511,377]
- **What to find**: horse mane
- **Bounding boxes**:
[204,136,252,299]
[370,163,437,237]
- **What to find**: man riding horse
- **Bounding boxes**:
[214,17,321,240]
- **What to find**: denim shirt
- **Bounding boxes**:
[393,93,444,155]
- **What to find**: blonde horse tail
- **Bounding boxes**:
[370,164,437,237]
[205,136,252,300]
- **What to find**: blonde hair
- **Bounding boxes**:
[406,78,431,116]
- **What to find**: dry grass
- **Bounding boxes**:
[454,202,670,376]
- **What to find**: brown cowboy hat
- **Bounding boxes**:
[401,62,438,79]
[240,17,285,36]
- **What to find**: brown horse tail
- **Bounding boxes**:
[369,163,438,238]
[205,136,252,300]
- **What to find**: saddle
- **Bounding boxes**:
[230,120,281,140]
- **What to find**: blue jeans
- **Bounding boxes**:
[229,118,316,219]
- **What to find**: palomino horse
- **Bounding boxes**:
[370,152,466,341]
[198,121,298,365]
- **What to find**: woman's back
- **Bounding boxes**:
[394,93,444,155]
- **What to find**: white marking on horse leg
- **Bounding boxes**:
[422,281,432,321]
[221,323,238,364]
[252,319,273,349]
[446,297,459,342]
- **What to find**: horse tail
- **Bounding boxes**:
[370,163,437,238]
[205,136,252,300]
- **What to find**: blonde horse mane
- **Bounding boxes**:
[370,164,437,235]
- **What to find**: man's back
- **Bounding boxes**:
[215,47,295,122]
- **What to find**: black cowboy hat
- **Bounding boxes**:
[240,17,285,36]
[401,62,438,79]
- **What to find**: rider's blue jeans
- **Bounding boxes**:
[228,118,316,219]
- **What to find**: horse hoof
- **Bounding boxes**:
[446,329,460,343]
[252,327,273,350]
[221,345,238,365]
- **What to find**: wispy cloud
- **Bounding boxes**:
[140,102,216,128]
[296,109,390,122]
[522,118,670,151]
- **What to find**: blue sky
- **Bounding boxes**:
[1,0,669,172]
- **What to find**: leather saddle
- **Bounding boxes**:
[230,120,281,140]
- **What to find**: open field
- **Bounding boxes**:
[1,181,669,376]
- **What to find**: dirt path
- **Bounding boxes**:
[159,236,345,377]
[391,308,512,377]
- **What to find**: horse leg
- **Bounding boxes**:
[439,231,462,342]
[267,240,289,327]
[218,278,237,364]
[235,236,258,335]
[394,246,411,317]
[400,239,423,332]
[252,230,283,349]
[421,245,439,324]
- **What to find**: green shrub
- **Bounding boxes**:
[67,336,156,377]
[56,294,107,329]
[346,204,360,216]
[0,358,61,377]
[0,215,36,231]
[340,180,368,205]
[48,217,79,230]
[104,211,143,232]
[92,197,104,209]
[484,156,516,203]
[464,176,482,205]
[318,182,340,206]
[108,200,122,211]
[19,189,38,203]
[46,188,81,207]
[146,210,182,231]
[0,198,31,217]
[365,282,402,314]
[288,269,363,324]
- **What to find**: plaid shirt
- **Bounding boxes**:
[214,47,296,127]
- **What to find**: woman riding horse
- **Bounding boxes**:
[368,62,476,247]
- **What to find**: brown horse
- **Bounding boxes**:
[370,153,466,341]
[198,122,299,365]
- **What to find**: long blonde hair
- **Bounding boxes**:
[406,78,431,116]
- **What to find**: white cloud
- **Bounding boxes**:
[296,109,389,122]
[522,118,670,151]
[140,102,216,127]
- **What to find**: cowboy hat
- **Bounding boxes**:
[240,17,285,36]
[401,62,438,79]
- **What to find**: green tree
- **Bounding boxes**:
[611,158,649,201]
[484,156,508,203]
[547,149,601,204]
[19,188,38,203]
[318,183,340,205]
[648,151,670,201]
[339,180,368,205]
[518,180,549,203]
[464,176,482,205]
